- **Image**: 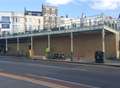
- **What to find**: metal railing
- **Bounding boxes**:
[0,17,120,38]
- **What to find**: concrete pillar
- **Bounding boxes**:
[116,32,120,59]
[5,38,8,52]
[30,36,33,57]
[31,36,33,52]
[102,29,105,60]
[70,32,73,61]
[17,37,20,51]
[48,34,51,51]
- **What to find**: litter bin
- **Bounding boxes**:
[95,51,104,63]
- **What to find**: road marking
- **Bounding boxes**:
[0,71,70,88]
[26,73,100,88]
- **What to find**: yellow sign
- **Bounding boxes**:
[45,47,50,53]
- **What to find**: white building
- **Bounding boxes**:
[0,9,120,37]
[0,11,44,36]
[59,15,120,31]
[0,12,15,35]
[25,15,43,32]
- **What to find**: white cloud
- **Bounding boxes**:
[91,0,120,10]
[45,0,73,6]
[45,0,120,10]
[78,0,120,10]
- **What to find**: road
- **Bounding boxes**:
[0,56,120,88]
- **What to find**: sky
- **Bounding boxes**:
[0,0,120,18]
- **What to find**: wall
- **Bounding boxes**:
[50,34,71,56]
[73,33,102,60]
[2,31,118,61]
[6,38,30,56]
[33,36,48,56]
[33,32,102,61]
[105,33,117,58]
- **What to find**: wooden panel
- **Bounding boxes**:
[74,33,102,60]
[33,36,48,56]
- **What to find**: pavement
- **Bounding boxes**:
[33,55,120,67]
[104,60,120,67]
[1,55,120,67]
[35,57,120,67]
[0,56,120,88]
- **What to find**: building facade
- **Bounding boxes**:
[0,11,44,36]
[0,5,119,61]
[42,4,58,30]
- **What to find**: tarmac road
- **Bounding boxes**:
[0,56,120,88]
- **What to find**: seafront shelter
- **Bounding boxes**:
[0,23,119,62]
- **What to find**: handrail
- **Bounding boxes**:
[1,19,119,38]
[0,25,104,39]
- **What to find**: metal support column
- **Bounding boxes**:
[17,37,20,51]
[46,34,51,59]
[30,36,33,57]
[116,32,119,59]
[102,29,105,60]
[31,36,33,53]
[48,34,51,51]
[70,32,73,61]
[4,38,8,55]
[5,38,8,52]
